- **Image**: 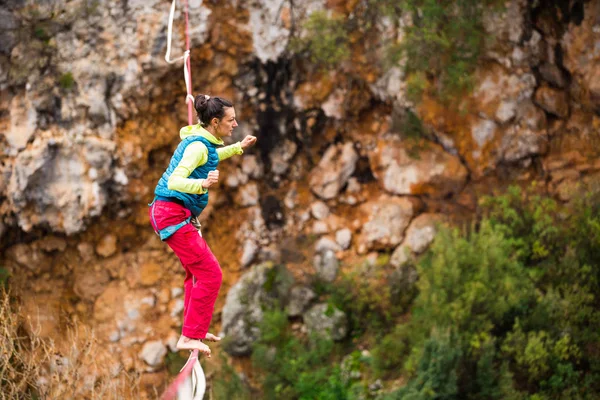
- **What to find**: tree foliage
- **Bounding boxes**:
[292,1,503,101]
[249,185,600,399]
[377,186,600,398]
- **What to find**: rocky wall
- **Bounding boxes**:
[1,0,599,397]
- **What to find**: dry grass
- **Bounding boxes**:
[0,290,139,399]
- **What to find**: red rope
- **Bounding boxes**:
[184,0,194,125]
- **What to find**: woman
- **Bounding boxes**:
[149,94,257,357]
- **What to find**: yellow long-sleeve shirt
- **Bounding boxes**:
[167,124,243,194]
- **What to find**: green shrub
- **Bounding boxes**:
[58,72,75,90]
[397,0,503,102]
[34,27,50,42]
[292,11,350,69]
[248,185,600,399]
[380,184,600,398]
[328,262,413,338]
[381,331,462,400]
[251,309,351,400]
[212,353,253,400]
[502,320,581,384]
[372,324,411,377]
[408,222,534,350]
[164,351,189,377]
[480,185,563,267]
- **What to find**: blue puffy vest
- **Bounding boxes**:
[154,135,220,216]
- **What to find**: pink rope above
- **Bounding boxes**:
[184,0,194,125]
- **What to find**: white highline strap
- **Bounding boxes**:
[183,50,194,104]
[165,0,185,64]
[176,353,206,400]
[165,0,194,105]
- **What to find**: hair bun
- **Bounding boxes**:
[193,95,233,127]
[194,94,209,111]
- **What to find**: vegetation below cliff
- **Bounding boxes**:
[210,183,600,399]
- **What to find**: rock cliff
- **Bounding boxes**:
[1,0,599,397]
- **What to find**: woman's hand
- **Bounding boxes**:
[202,170,219,188]
[241,135,257,149]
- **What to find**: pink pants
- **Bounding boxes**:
[149,200,222,339]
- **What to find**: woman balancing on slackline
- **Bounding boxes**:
[149,94,257,357]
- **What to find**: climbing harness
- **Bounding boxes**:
[159,0,207,399]
[149,197,192,241]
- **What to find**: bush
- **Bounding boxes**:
[290,1,503,102]
[383,331,462,400]
[372,324,411,377]
[407,221,534,354]
[211,353,253,400]
[327,260,413,339]
[249,306,379,399]
[379,185,600,398]
[251,308,351,400]
[58,72,75,90]
[291,11,350,69]
[396,0,503,103]
[246,185,600,399]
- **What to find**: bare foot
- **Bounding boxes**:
[204,332,221,342]
[176,335,211,358]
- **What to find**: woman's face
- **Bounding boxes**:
[214,107,238,138]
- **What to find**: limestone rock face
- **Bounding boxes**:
[313,249,339,282]
[404,213,444,254]
[247,0,324,63]
[482,0,528,45]
[0,8,19,56]
[22,294,62,338]
[286,285,316,317]
[390,244,411,268]
[6,93,37,150]
[235,182,260,207]
[303,303,348,341]
[473,65,537,124]
[139,340,167,368]
[499,126,548,163]
[420,57,558,178]
[562,1,600,113]
[220,263,294,356]
[335,228,352,250]
[93,281,161,346]
[0,0,215,236]
[270,139,298,175]
[369,138,468,199]
[358,196,416,251]
[534,86,569,118]
[309,142,359,200]
[7,134,115,234]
